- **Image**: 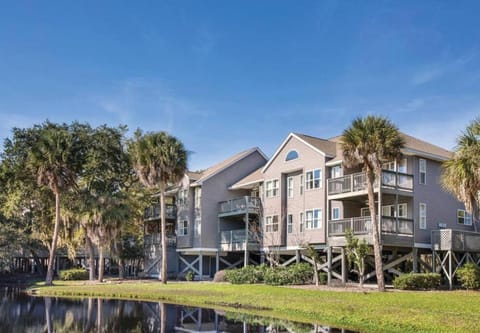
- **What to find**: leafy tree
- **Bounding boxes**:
[129,130,187,283]
[442,118,480,228]
[345,229,369,288]
[341,116,404,291]
[303,244,321,286]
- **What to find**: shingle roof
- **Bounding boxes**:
[192,147,266,186]
[326,132,452,164]
[229,166,264,189]
[293,133,338,157]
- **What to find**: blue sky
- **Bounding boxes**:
[1,1,479,170]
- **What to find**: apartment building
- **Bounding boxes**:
[144,131,478,285]
[143,147,267,279]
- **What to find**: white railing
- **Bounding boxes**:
[144,204,177,220]
[328,170,413,195]
[144,234,176,246]
[329,216,414,237]
[218,197,261,215]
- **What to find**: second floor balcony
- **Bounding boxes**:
[144,204,177,221]
[144,234,177,247]
[328,215,414,247]
[219,229,260,252]
[327,170,414,198]
[218,196,261,217]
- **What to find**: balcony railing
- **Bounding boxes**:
[144,204,177,221]
[144,234,177,247]
[218,197,261,216]
[329,216,414,237]
[220,229,259,251]
[432,229,480,252]
[327,170,413,196]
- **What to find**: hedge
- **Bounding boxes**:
[59,268,89,281]
[393,273,441,290]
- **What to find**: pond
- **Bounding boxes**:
[0,287,357,332]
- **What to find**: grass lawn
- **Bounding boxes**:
[29,280,480,333]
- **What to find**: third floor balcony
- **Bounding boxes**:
[218,196,261,217]
[144,204,177,221]
[327,170,414,198]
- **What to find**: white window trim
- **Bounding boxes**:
[265,178,280,198]
[305,208,322,230]
[419,159,427,185]
[381,204,407,218]
[178,220,189,236]
[300,175,304,195]
[332,207,340,220]
[287,176,294,198]
[285,150,299,162]
[299,212,304,233]
[305,168,322,191]
[287,214,293,233]
[457,209,472,226]
[419,203,427,230]
[265,215,279,232]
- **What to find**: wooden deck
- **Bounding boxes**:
[432,229,480,252]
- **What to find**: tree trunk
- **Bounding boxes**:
[85,232,96,281]
[97,246,104,282]
[160,191,168,284]
[45,192,61,285]
[367,167,385,291]
[119,258,125,279]
[44,297,53,333]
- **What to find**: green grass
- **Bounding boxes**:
[28,281,480,333]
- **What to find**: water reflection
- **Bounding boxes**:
[0,287,357,332]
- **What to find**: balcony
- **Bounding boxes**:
[432,229,480,252]
[218,197,261,217]
[144,204,177,221]
[327,170,413,197]
[219,229,259,252]
[328,216,414,247]
[144,234,177,247]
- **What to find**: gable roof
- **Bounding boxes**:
[191,147,268,186]
[262,133,337,173]
[229,166,264,189]
[326,132,452,165]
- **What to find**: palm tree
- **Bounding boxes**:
[27,122,79,285]
[130,130,187,283]
[442,118,480,227]
[341,116,404,291]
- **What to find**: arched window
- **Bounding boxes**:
[285,150,299,161]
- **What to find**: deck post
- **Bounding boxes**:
[432,250,436,273]
[215,251,219,273]
[244,201,249,267]
[412,248,419,273]
[341,247,347,283]
[448,250,453,290]
[296,250,301,263]
[199,253,203,279]
[327,246,332,285]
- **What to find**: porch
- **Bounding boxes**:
[144,204,177,221]
[219,229,260,252]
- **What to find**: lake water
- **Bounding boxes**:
[0,287,357,332]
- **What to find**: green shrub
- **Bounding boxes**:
[59,268,88,281]
[288,263,313,285]
[457,263,480,290]
[318,272,328,285]
[264,266,291,285]
[225,265,265,284]
[393,273,441,290]
[185,270,195,281]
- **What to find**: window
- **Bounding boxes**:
[285,150,299,161]
[361,207,371,217]
[331,165,342,178]
[287,177,294,198]
[419,159,426,184]
[305,169,322,190]
[381,204,407,218]
[305,209,322,229]
[194,217,201,236]
[178,189,188,205]
[398,158,407,173]
[332,207,340,220]
[458,210,472,226]
[266,179,279,198]
[265,215,279,232]
[300,175,304,195]
[419,203,427,230]
[382,161,395,171]
[299,212,304,232]
[195,187,202,209]
[179,220,188,236]
[397,203,407,218]
[287,214,293,233]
